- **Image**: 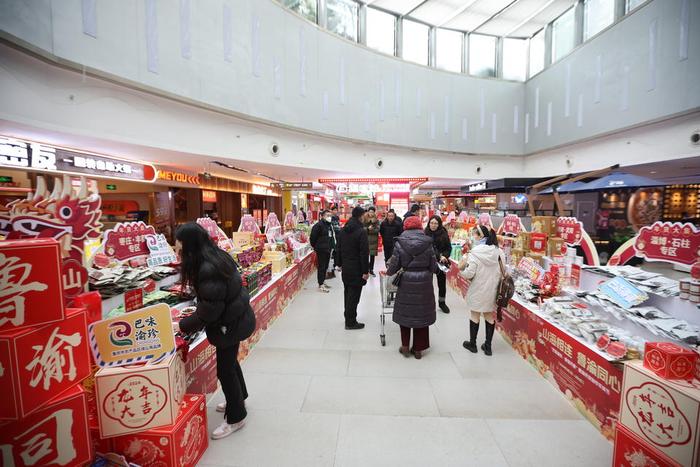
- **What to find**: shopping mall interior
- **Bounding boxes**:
[0,0,699,465]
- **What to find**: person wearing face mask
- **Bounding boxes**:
[363,206,380,276]
[425,215,452,314]
[310,209,335,293]
[458,225,504,356]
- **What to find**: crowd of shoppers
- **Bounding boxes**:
[176,208,503,440]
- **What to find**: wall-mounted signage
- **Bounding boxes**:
[0,136,156,182]
[252,184,276,196]
[335,183,410,193]
[202,190,217,203]
[106,184,117,191]
[467,182,488,192]
[157,169,200,185]
[271,182,312,190]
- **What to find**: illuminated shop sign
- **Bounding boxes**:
[467,182,488,192]
[0,135,156,182]
[202,190,217,203]
[335,183,410,193]
[157,169,200,185]
[271,182,313,190]
[252,184,276,196]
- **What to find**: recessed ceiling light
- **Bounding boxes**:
[650,171,657,174]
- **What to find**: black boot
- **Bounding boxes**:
[438,299,450,314]
[481,321,495,356]
[462,320,479,353]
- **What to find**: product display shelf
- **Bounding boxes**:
[100,274,181,318]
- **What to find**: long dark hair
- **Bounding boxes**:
[176,222,235,292]
[425,215,445,236]
[477,224,499,247]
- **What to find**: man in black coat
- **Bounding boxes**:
[379,209,403,264]
[310,209,334,292]
[336,206,369,330]
[403,203,420,220]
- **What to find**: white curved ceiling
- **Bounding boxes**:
[362,0,577,38]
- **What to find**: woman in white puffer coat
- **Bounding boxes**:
[458,225,504,356]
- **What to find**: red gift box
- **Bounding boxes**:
[644,342,698,380]
[529,233,548,254]
[113,393,209,467]
[73,291,103,325]
[614,425,680,467]
[0,385,93,467]
[91,425,113,455]
[0,307,92,420]
[0,238,65,332]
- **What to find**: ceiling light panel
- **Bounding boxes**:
[410,0,465,25]
[372,0,425,15]
[443,0,514,31]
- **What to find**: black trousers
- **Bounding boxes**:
[344,284,363,325]
[216,342,248,424]
[316,251,330,285]
[369,255,375,272]
[384,245,394,264]
[436,270,447,300]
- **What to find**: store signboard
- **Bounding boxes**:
[157,169,200,185]
[271,182,313,190]
[201,190,217,203]
[0,136,156,182]
[501,214,523,236]
[466,182,487,192]
[556,217,585,246]
[88,303,176,367]
[634,221,700,266]
[336,182,410,193]
[252,184,276,196]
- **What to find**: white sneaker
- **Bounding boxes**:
[216,402,226,413]
[321,283,331,290]
[211,420,245,440]
[318,285,329,293]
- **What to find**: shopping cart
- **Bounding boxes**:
[379,271,398,346]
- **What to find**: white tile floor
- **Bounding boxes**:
[199,260,612,467]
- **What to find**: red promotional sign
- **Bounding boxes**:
[0,386,93,467]
[124,288,144,312]
[571,264,581,289]
[185,340,217,395]
[634,221,700,266]
[502,214,522,236]
[103,221,156,261]
[0,239,65,331]
[0,308,91,420]
[499,300,622,441]
[614,425,680,467]
[446,260,469,300]
[556,217,584,246]
[62,258,88,300]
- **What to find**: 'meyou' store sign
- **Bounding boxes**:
[0,135,156,182]
[336,183,411,193]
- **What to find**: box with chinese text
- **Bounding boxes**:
[0,385,92,467]
[0,238,65,331]
[644,342,698,381]
[113,393,209,467]
[0,307,91,420]
[620,361,700,467]
[614,424,680,467]
[95,352,187,438]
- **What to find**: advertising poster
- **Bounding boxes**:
[88,303,176,367]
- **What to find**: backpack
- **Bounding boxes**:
[496,256,515,322]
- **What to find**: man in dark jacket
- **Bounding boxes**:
[379,209,403,264]
[336,206,369,330]
[404,203,420,220]
[310,209,334,292]
[330,204,342,271]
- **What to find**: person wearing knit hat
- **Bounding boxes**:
[386,214,437,359]
[336,205,369,330]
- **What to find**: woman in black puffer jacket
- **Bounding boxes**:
[425,215,452,314]
[176,223,256,441]
[386,215,437,359]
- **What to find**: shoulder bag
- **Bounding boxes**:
[495,256,515,322]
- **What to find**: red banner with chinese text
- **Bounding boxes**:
[446,260,469,300]
[499,300,623,441]
[556,217,585,246]
[634,221,700,266]
[502,214,523,236]
[103,221,156,261]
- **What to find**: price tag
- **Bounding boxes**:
[124,288,144,313]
